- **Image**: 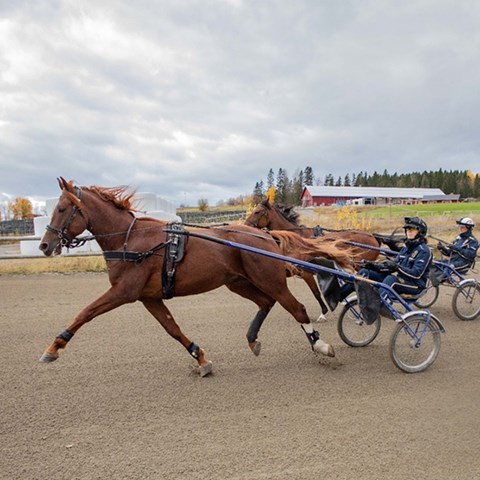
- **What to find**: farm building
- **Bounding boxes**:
[300,186,460,207]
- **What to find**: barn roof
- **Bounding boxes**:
[302,186,446,199]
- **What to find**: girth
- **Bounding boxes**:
[162,222,186,299]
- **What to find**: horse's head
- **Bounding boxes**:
[245,200,271,229]
[39,177,90,256]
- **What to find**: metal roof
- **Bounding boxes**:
[303,186,446,199]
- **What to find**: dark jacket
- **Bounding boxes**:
[394,238,432,288]
[439,231,478,272]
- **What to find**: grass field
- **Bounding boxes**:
[364,201,480,218]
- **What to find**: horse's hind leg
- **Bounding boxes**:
[141,298,213,377]
[247,267,335,357]
[226,278,276,356]
[301,271,329,321]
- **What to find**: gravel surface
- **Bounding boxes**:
[1,272,480,480]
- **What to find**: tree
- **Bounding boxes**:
[290,171,304,205]
[198,198,209,212]
[473,174,480,198]
[304,166,314,186]
[9,197,33,220]
[324,173,334,186]
[276,168,289,203]
[266,168,275,189]
[252,181,264,204]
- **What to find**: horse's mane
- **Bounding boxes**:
[270,230,355,271]
[88,185,138,211]
[261,200,302,227]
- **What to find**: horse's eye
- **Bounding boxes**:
[58,207,66,213]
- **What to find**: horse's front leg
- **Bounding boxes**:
[141,298,213,377]
[39,287,130,363]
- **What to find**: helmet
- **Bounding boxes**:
[403,216,428,236]
[456,217,474,228]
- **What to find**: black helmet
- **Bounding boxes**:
[403,216,427,236]
[456,217,474,228]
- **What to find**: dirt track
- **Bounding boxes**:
[1,272,480,480]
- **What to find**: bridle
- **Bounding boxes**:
[45,186,91,249]
[245,208,268,229]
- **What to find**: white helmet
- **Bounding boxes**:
[457,217,474,228]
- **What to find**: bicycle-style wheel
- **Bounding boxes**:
[390,313,442,373]
[452,280,480,320]
[337,298,381,347]
[414,278,439,308]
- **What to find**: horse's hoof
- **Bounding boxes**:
[314,314,327,323]
[313,342,335,357]
[249,341,262,356]
[199,361,213,377]
[39,352,58,363]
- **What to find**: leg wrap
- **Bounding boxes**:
[56,329,74,342]
[246,310,268,343]
[304,329,320,349]
[187,342,200,359]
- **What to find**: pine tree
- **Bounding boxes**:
[266,169,275,189]
[276,168,289,203]
[304,166,314,186]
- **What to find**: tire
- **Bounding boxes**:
[452,280,480,321]
[389,313,442,373]
[337,298,381,347]
[414,278,440,308]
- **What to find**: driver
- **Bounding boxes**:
[340,217,432,299]
[436,217,478,273]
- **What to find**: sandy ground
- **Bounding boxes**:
[1,272,480,480]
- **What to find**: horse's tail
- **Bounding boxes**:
[269,230,356,271]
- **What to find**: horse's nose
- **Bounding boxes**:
[39,242,50,255]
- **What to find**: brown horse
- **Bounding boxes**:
[245,200,385,319]
[245,199,382,262]
[38,178,353,377]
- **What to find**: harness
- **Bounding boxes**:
[161,222,186,299]
[102,218,171,263]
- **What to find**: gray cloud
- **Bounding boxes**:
[1,0,480,207]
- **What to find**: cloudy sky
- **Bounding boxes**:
[1,0,480,209]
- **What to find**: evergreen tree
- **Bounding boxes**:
[276,168,289,203]
[266,168,275,189]
[304,166,314,186]
[252,181,264,204]
[291,171,304,205]
[473,174,480,198]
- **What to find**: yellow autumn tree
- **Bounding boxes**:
[9,197,34,219]
[266,186,275,203]
[335,205,372,230]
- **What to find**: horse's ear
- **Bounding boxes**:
[57,177,68,191]
[57,177,76,193]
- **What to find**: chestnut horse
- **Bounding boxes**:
[245,199,383,262]
[245,200,387,319]
[39,178,354,377]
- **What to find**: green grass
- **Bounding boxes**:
[365,202,480,219]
